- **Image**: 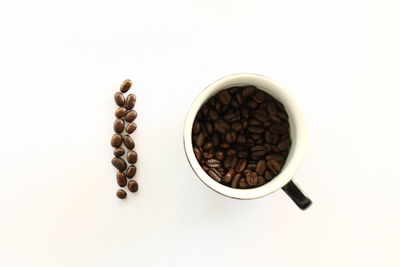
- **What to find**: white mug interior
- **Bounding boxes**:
[183,73,307,199]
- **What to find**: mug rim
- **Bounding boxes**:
[183,73,307,199]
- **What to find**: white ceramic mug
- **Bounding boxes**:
[183,73,312,209]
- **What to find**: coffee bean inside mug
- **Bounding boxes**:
[192,86,291,189]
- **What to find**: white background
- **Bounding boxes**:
[0,1,399,266]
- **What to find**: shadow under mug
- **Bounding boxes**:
[183,74,312,210]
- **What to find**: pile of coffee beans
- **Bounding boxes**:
[192,86,291,189]
[111,79,139,199]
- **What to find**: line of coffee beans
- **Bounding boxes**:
[192,86,291,189]
[111,79,139,199]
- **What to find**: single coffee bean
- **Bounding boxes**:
[254,109,269,122]
[203,142,214,151]
[116,189,127,199]
[194,147,202,161]
[116,172,127,187]
[125,110,137,122]
[231,100,240,108]
[247,163,256,171]
[265,131,273,143]
[125,94,136,110]
[264,171,273,181]
[120,79,132,93]
[128,180,139,193]
[237,151,248,158]
[115,107,127,118]
[251,145,267,157]
[242,86,255,97]
[249,118,262,126]
[111,133,123,148]
[220,143,230,149]
[252,91,268,103]
[246,100,258,109]
[218,90,231,105]
[265,153,284,162]
[125,122,137,134]
[114,92,125,106]
[278,139,291,151]
[127,150,138,164]
[248,126,264,133]
[250,133,262,141]
[225,131,236,143]
[215,102,221,113]
[267,159,282,175]
[228,86,239,93]
[193,121,201,134]
[123,135,135,149]
[205,122,214,134]
[224,155,237,169]
[207,168,222,182]
[231,122,242,132]
[226,149,237,156]
[202,151,214,159]
[257,176,266,186]
[231,173,241,188]
[272,133,280,144]
[239,178,249,188]
[268,102,278,115]
[206,159,221,168]
[195,132,205,147]
[246,171,258,186]
[209,109,219,120]
[270,115,282,123]
[236,92,244,104]
[242,120,248,129]
[278,111,289,119]
[112,157,127,171]
[263,121,272,128]
[215,151,224,161]
[270,123,288,134]
[126,165,137,178]
[255,160,267,176]
[224,112,239,122]
[215,120,230,134]
[235,158,247,172]
[236,135,246,144]
[211,133,220,147]
[223,168,235,183]
[113,119,125,133]
[241,108,249,119]
[114,147,125,157]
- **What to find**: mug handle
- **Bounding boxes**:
[282,180,312,210]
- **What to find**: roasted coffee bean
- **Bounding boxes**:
[207,168,222,182]
[114,119,125,133]
[236,135,246,144]
[193,121,201,134]
[224,112,239,122]
[209,109,219,120]
[267,102,278,115]
[239,178,249,188]
[205,122,214,134]
[257,176,266,186]
[116,189,127,199]
[125,122,137,134]
[218,90,231,105]
[224,155,237,169]
[246,100,258,109]
[111,134,123,148]
[252,91,267,103]
[254,109,269,122]
[237,151,248,158]
[267,159,282,175]
[195,132,205,147]
[249,118,262,126]
[247,163,256,171]
[270,123,288,134]
[125,110,137,122]
[215,120,230,134]
[246,171,258,186]
[127,150,138,164]
[112,157,127,171]
[211,133,220,147]
[215,101,221,113]
[265,131,273,143]
[116,172,127,187]
[242,120,248,129]
[272,133,280,144]
[226,131,236,143]
[123,135,135,149]
[114,148,125,157]
[125,94,136,110]
[231,173,241,188]
[115,107,127,118]
[126,165,137,178]
[114,92,125,106]
[242,86,255,97]
[235,158,247,172]
[206,159,221,168]
[216,151,224,161]
[231,100,240,109]
[248,126,264,133]
[203,142,214,151]
[255,160,267,175]
[220,143,230,149]
[226,149,236,156]
[128,180,138,193]
[251,145,267,157]
[231,122,242,132]
[264,171,273,181]
[236,92,244,104]
[241,108,249,119]
[250,133,262,141]
[223,169,235,183]
[263,121,272,128]
[202,152,214,159]
[278,139,291,151]
[278,111,289,119]
[120,79,132,93]
[266,153,284,162]
[194,147,202,161]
